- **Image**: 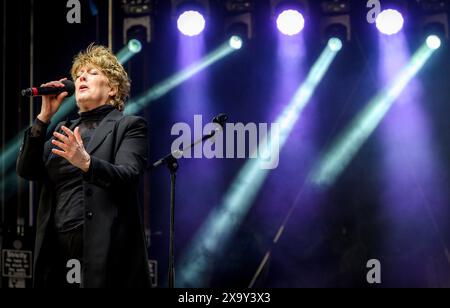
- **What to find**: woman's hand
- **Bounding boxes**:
[37,78,69,123]
[51,126,91,172]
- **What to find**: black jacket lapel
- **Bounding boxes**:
[68,118,81,131]
[85,109,123,154]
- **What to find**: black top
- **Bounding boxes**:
[32,104,115,232]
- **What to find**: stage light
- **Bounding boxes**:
[229,35,243,49]
[320,0,351,46]
[311,40,438,187]
[271,1,307,36]
[223,0,254,40]
[172,0,209,37]
[328,37,343,51]
[426,34,441,49]
[122,0,154,44]
[127,39,142,53]
[125,37,240,115]
[417,0,449,42]
[276,9,305,36]
[177,10,206,36]
[376,9,404,35]
[178,41,342,287]
[117,39,144,64]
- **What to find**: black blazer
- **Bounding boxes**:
[17,109,151,288]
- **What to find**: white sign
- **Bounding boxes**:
[2,250,32,279]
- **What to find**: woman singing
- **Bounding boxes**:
[16,44,151,288]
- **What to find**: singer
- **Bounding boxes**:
[16,44,151,288]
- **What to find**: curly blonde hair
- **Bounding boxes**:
[71,44,130,111]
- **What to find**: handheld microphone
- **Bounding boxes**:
[21,80,75,97]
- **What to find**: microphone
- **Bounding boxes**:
[208,113,228,144]
[212,113,228,128]
[152,114,229,169]
[21,80,75,97]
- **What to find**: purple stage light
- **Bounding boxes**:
[376,9,404,35]
[276,9,305,36]
[177,10,206,37]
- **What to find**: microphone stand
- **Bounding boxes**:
[151,114,227,288]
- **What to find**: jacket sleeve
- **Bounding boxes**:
[82,117,149,189]
[16,119,65,182]
[16,119,54,182]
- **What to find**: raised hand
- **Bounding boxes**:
[51,126,91,172]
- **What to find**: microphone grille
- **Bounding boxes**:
[62,80,75,96]
[213,113,228,127]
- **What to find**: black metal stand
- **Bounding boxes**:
[167,156,178,289]
[151,114,228,288]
